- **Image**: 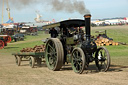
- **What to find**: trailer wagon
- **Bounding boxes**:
[12,52,45,68]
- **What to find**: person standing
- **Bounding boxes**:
[49,27,58,38]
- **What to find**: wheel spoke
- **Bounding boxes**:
[47,52,51,55]
[73,53,76,59]
[50,47,56,55]
[75,64,79,71]
[77,61,82,69]
[78,58,82,62]
[48,43,56,53]
[48,53,57,67]
[71,48,85,74]
[76,51,79,58]
[103,62,107,68]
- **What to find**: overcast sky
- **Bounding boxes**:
[0,0,128,23]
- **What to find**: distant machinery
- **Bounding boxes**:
[6,0,14,23]
[1,0,14,24]
[34,11,43,23]
[2,0,4,24]
[6,0,11,19]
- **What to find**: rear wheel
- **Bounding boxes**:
[71,47,86,74]
[95,47,110,72]
[4,36,11,43]
[0,40,4,49]
[45,38,64,71]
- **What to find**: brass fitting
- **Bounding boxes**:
[84,14,91,18]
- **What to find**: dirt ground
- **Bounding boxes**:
[0,53,128,85]
[0,25,128,85]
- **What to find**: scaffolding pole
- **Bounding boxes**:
[2,0,4,24]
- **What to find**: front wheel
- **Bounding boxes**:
[71,47,86,74]
[15,56,21,66]
[95,47,110,72]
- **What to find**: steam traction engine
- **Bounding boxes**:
[0,35,11,49]
[43,14,110,74]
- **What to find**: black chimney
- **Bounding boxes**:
[84,14,91,41]
[81,14,97,54]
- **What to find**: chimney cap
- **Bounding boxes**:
[84,14,91,18]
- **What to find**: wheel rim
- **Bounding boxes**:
[95,47,110,72]
[45,38,64,71]
[0,40,4,49]
[71,48,85,74]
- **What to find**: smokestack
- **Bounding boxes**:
[81,14,97,54]
[84,14,91,41]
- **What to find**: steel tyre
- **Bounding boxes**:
[29,56,35,68]
[45,38,64,71]
[95,47,110,72]
[15,56,21,66]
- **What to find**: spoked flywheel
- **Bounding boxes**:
[4,36,12,43]
[45,38,64,71]
[71,47,86,74]
[95,47,110,72]
[0,40,4,49]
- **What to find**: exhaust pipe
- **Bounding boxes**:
[84,14,91,41]
[81,14,97,54]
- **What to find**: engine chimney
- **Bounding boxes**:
[81,14,97,54]
[84,14,91,41]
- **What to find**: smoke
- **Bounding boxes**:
[8,0,90,14]
[8,0,39,9]
[51,0,90,14]
[9,0,38,5]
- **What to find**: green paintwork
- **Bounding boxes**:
[66,54,71,63]
[66,37,75,45]
[12,52,44,57]
[0,37,4,41]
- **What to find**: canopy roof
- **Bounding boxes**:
[42,19,85,29]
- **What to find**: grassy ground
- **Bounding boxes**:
[0,25,128,85]
[1,25,128,66]
[0,31,49,54]
[92,25,128,66]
